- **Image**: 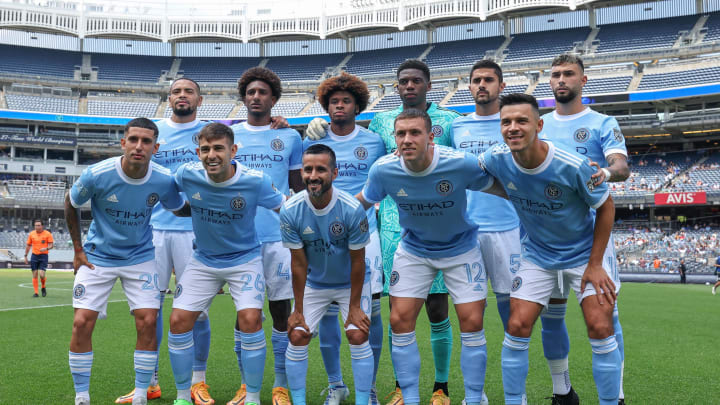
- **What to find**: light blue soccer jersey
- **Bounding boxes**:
[231,122,303,243]
[280,188,370,289]
[452,113,520,232]
[479,141,610,270]
[174,160,285,268]
[540,108,627,166]
[303,125,386,232]
[69,157,185,267]
[151,119,209,231]
[362,145,493,258]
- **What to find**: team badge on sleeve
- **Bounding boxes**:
[586,179,596,192]
[573,128,590,143]
[354,146,368,160]
[544,183,562,200]
[359,218,369,233]
[271,138,285,151]
[613,127,624,142]
[146,193,159,207]
[192,133,200,145]
[73,284,86,298]
[436,180,454,196]
[330,221,345,237]
[231,196,246,211]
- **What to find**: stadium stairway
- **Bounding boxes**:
[494,36,514,62]
[297,100,317,116]
[228,103,244,118]
[440,87,458,106]
[78,96,88,114]
[333,54,354,76]
[155,101,167,118]
[524,79,539,96]
[581,27,600,54]
[418,45,434,61]
[0,89,6,109]
[168,59,182,79]
[628,71,644,91]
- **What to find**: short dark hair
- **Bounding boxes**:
[170,77,201,95]
[316,72,370,114]
[303,143,336,169]
[238,67,282,100]
[470,59,503,82]
[197,122,234,145]
[394,108,432,133]
[124,117,159,139]
[33,219,42,225]
[551,53,585,73]
[397,59,430,82]
[499,93,540,116]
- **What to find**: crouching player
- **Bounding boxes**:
[478,94,621,404]
[280,144,374,405]
[167,122,285,405]
[65,118,186,405]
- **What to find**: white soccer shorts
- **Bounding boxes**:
[511,258,621,307]
[549,234,620,300]
[72,259,161,318]
[153,229,194,291]
[298,278,372,334]
[366,230,384,295]
[389,246,488,304]
[172,256,265,313]
[477,227,521,295]
[261,241,294,301]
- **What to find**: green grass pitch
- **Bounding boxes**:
[1,269,718,404]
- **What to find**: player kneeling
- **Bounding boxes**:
[280,144,374,405]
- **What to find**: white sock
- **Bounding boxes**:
[177,388,191,402]
[133,387,145,400]
[246,390,260,404]
[75,391,89,400]
[618,360,625,399]
[191,370,206,385]
[548,358,571,395]
[150,370,159,386]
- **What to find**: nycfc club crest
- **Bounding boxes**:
[544,183,562,200]
[73,284,86,298]
[436,180,453,196]
[359,218,369,233]
[511,277,522,292]
[146,193,159,207]
[613,127,624,142]
[175,284,183,298]
[330,221,345,237]
[192,133,200,145]
[431,125,443,137]
[573,128,590,143]
[354,146,368,160]
[390,271,400,286]
[271,138,285,151]
[231,197,246,211]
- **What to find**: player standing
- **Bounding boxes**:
[167,122,285,405]
[25,219,53,297]
[539,54,630,405]
[479,93,621,405]
[229,67,303,405]
[307,60,461,404]
[357,109,502,405]
[304,73,386,404]
[116,78,214,405]
[281,144,374,405]
[66,118,186,405]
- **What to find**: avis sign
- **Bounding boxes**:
[654,191,707,205]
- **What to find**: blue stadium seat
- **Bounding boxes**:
[344,45,427,77]
[424,37,505,70]
[503,28,589,62]
[0,44,79,79]
[595,15,698,53]
[637,66,720,90]
[265,54,346,81]
[91,53,172,83]
[177,57,261,83]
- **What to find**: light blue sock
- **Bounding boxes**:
[233,329,245,381]
[285,343,309,405]
[429,318,452,383]
[319,304,343,384]
[590,336,621,405]
[613,303,625,399]
[391,331,420,404]
[272,328,289,388]
[541,303,571,394]
[387,322,397,381]
[350,342,374,405]
[501,333,530,405]
[69,351,93,394]
[154,304,164,376]
[192,318,210,372]
[240,330,266,395]
[134,350,158,392]
[460,330,487,403]
[369,299,383,385]
[168,331,194,391]
[495,293,510,331]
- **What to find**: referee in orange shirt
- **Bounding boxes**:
[24,219,53,297]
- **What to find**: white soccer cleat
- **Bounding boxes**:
[460,392,488,405]
[75,397,90,405]
[321,384,349,405]
[306,118,329,140]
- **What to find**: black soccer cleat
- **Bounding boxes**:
[32,293,39,297]
[549,387,580,405]
[618,399,625,405]
[41,287,47,297]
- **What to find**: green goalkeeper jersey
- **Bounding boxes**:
[368,102,461,233]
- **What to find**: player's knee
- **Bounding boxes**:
[288,329,311,346]
[456,310,484,332]
[345,329,368,345]
[236,309,263,332]
[72,314,96,336]
[135,312,157,332]
[169,310,192,333]
[425,294,449,322]
[585,317,614,339]
[506,316,533,338]
[389,310,414,333]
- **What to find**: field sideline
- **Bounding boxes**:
[1,269,718,404]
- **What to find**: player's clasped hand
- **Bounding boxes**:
[345,305,370,334]
[581,263,616,306]
[73,251,95,275]
[589,160,607,185]
[287,309,310,333]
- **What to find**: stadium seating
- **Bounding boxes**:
[303,102,327,116]
[91,53,172,83]
[445,84,528,105]
[503,28,589,62]
[667,152,720,194]
[234,101,308,119]
[0,44,79,79]
[88,99,158,117]
[5,94,78,114]
[164,102,235,119]
[265,54,346,82]
[178,57,261,83]
[703,12,720,42]
[423,37,505,71]
[344,45,427,77]
[4,180,66,204]
[533,76,632,98]
[594,15,698,53]
[637,66,720,90]
[611,152,696,197]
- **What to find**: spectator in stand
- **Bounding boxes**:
[653,257,661,271]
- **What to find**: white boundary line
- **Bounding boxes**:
[0,299,128,312]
